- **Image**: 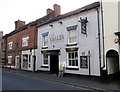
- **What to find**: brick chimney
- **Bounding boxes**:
[15,20,25,29]
[0,31,3,37]
[47,8,53,15]
[54,4,61,16]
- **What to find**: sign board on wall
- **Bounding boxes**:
[50,34,64,43]
[80,56,88,69]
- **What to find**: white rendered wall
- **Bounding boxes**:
[37,9,101,76]
[102,1,120,72]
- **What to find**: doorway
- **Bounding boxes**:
[50,55,59,75]
[106,50,119,75]
[15,56,20,69]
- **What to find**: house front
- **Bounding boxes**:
[37,1,120,76]
[2,4,62,71]
[37,2,101,76]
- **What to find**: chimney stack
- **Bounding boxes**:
[15,20,25,29]
[54,4,61,16]
[47,8,53,15]
[0,31,3,37]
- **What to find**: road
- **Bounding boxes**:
[2,69,89,91]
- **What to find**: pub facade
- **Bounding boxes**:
[36,1,120,76]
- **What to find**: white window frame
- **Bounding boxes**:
[42,54,49,66]
[8,56,12,64]
[68,29,77,45]
[22,37,29,47]
[43,35,48,47]
[67,51,78,68]
[8,42,13,50]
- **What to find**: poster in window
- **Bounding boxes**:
[80,56,88,68]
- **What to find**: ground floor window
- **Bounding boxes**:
[67,51,78,67]
[8,56,12,64]
[22,54,28,69]
[43,54,48,65]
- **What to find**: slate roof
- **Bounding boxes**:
[3,1,100,38]
[37,1,100,27]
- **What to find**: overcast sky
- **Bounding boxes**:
[0,0,98,35]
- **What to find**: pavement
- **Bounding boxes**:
[2,68,120,92]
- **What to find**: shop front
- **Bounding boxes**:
[21,50,36,71]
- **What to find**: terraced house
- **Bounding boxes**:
[36,1,120,76]
[2,4,61,71]
[2,0,120,77]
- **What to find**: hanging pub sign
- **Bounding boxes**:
[79,17,88,35]
[80,56,88,69]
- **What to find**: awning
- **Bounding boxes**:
[42,32,49,36]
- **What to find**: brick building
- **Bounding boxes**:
[1,34,7,66]
[0,31,3,66]
[2,4,61,71]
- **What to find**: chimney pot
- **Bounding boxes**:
[54,4,61,16]
[15,20,25,29]
[0,31,3,37]
[47,8,53,15]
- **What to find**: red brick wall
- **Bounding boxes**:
[0,31,3,37]
[6,25,37,66]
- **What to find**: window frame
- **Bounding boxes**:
[42,54,49,66]
[22,37,29,47]
[8,42,13,50]
[67,29,77,45]
[43,35,48,47]
[67,51,78,68]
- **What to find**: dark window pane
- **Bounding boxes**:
[75,52,78,57]
[72,60,75,66]
[69,60,71,66]
[72,53,74,58]
[69,53,71,59]
[76,60,78,66]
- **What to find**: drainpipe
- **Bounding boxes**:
[97,8,102,75]
[100,0,105,69]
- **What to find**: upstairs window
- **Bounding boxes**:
[42,32,49,47]
[66,25,77,44]
[68,30,77,44]
[8,42,13,50]
[22,37,29,47]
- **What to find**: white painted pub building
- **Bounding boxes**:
[36,1,120,76]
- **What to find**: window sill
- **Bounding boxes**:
[42,46,48,49]
[66,67,79,70]
[66,43,77,46]
[41,65,49,68]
